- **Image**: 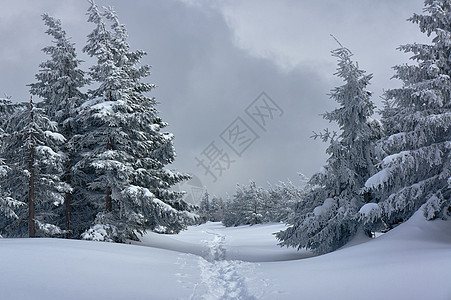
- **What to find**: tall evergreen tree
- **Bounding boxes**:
[209,195,225,222]
[0,98,25,223]
[198,189,211,222]
[29,13,88,238]
[267,181,305,223]
[0,97,21,127]
[277,42,381,254]
[0,159,25,222]
[197,191,224,223]
[363,0,450,230]
[0,98,69,237]
[223,181,265,227]
[79,2,192,242]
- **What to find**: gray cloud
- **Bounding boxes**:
[1,0,428,199]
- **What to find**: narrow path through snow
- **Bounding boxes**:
[189,231,259,300]
[135,223,312,298]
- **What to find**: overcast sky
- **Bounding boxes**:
[1,0,429,203]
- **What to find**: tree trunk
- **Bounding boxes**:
[106,135,112,212]
[65,150,72,238]
[28,97,35,238]
[106,186,112,212]
[65,72,72,239]
[103,30,113,213]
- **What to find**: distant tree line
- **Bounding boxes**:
[196,180,304,226]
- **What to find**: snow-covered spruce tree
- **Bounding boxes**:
[0,97,21,128]
[198,191,225,222]
[0,99,26,223]
[362,0,450,230]
[267,181,305,223]
[78,2,192,242]
[0,98,69,238]
[276,43,381,254]
[29,14,88,238]
[0,159,25,223]
[223,181,266,227]
[222,184,247,227]
[209,195,225,222]
[198,189,210,222]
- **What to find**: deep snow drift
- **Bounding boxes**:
[1,210,450,300]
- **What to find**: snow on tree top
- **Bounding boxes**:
[163,133,174,140]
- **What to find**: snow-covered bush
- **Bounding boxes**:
[81,223,118,242]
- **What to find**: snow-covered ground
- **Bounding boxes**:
[1,210,450,300]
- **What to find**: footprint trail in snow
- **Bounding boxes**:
[191,231,260,300]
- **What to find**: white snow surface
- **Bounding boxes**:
[1,210,450,299]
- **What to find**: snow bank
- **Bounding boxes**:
[260,210,451,300]
[0,238,200,300]
[1,211,450,299]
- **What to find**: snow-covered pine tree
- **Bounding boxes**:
[223,181,265,227]
[79,2,192,242]
[29,14,88,125]
[0,97,21,127]
[0,159,24,222]
[29,13,88,238]
[0,98,69,237]
[198,189,211,222]
[209,195,225,222]
[277,42,381,254]
[267,181,305,223]
[223,184,246,227]
[258,185,279,223]
[0,97,20,150]
[0,98,26,223]
[197,192,224,222]
[362,0,450,230]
